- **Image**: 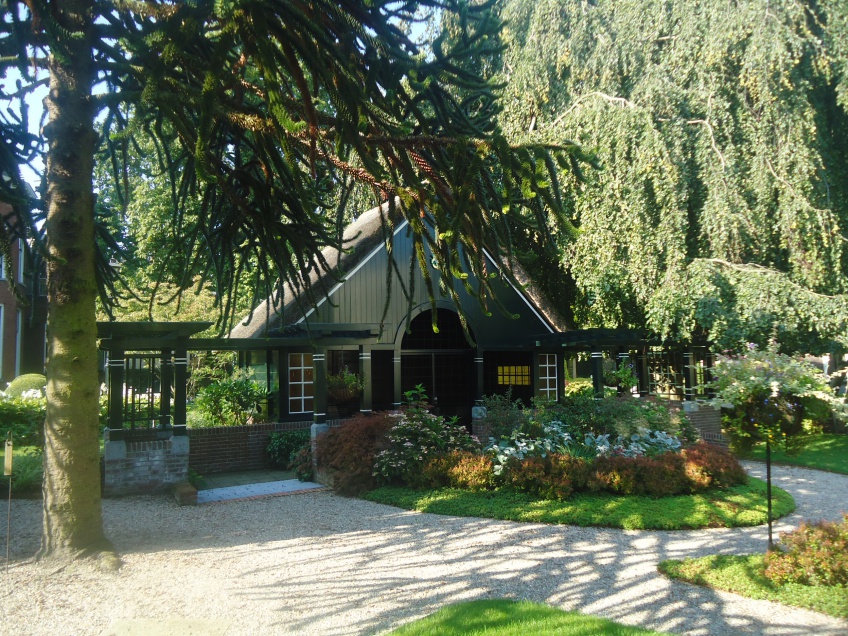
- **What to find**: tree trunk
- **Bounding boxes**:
[38,0,111,561]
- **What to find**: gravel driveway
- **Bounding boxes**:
[1,462,846,636]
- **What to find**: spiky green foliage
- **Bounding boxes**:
[497,0,848,352]
[0,0,577,558]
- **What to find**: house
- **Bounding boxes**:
[0,203,47,387]
[229,202,571,424]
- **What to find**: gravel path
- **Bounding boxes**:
[1,463,846,636]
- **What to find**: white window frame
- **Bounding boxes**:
[538,353,558,401]
[15,309,22,378]
[288,353,314,414]
[17,239,24,284]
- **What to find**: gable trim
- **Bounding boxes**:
[482,247,555,334]
[297,219,410,324]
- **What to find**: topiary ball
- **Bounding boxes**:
[6,373,47,398]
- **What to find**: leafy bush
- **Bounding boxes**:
[316,413,390,496]
[485,419,573,475]
[681,441,748,491]
[564,378,594,397]
[266,430,311,469]
[709,344,843,455]
[194,371,266,427]
[765,514,848,587]
[479,389,528,439]
[374,387,477,486]
[0,448,43,495]
[6,373,46,398]
[422,451,494,491]
[501,453,591,500]
[291,445,314,482]
[588,453,688,497]
[0,392,46,447]
[557,393,682,439]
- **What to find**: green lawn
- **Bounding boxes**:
[385,599,672,636]
[365,477,794,530]
[746,433,848,474]
[659,554,848,619]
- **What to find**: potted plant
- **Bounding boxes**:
[326,367,364,405]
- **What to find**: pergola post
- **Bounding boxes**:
[107,346,125,441]
[313,350,327,424]
[159,348,172,430]
[637,348,650,397]
[359,345,372,414]
[173,347,188,435]
[683,348,697,402]
[392,351,402,410]
[591,351,605,398]
[474,349,484,402]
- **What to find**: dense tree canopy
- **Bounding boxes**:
[497,0,848,353]
[0,0,577,559]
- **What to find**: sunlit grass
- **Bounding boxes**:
[659,554,848,619]
[746,434,848,474]
[365,477,794,530]
[385,599,672,635]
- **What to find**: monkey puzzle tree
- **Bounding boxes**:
[0,1,577,561]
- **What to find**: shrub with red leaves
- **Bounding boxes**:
[589,453,689,497]
[500,453,591,501]
[423,451,494,491]
[681,441,747,491]
[765,514,848,587]
[315,413,390,496]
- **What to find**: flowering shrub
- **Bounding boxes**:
[765,514,848,587]
[709,344,844,454]
[422,451,494,491]
[373,387,477,486]
[316,413,390,495]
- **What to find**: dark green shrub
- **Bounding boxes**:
[480,389,528,439]
[681,441,748,491]
[765,514,848,587]
[0,393,46,447]
[266,430,311,469]
[0,448,43,496]
[5,373,46,397]
[195,374,266,427]
[423,451,494,491]
[316,413,390,496]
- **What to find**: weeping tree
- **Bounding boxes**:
[496,0,848,352]
[0,1,579,560]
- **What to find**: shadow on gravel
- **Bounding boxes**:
[2,465,846,636]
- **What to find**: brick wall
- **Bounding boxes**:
[188,421,313,474]
[684,404,728,447]
[103,437,189,497]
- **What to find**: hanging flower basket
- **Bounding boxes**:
[326,368,364,405]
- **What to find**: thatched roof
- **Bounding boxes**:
[229,202,569,338]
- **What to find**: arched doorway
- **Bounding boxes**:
[401,308,474,424]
